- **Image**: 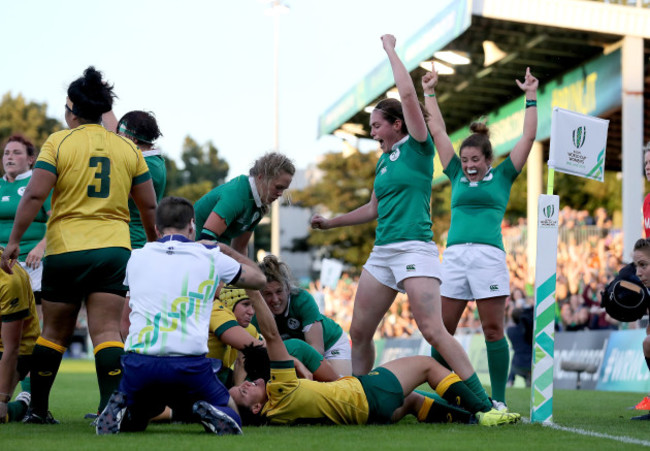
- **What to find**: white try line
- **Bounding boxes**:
[522,418,650,447]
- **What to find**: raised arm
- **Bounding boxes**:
[311,190,378,230]
[509,67,539,171]
[381,34,428,142]
[247,290,291,362]
[421,71,456,169]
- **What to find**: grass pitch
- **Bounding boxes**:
[3,359,649,450]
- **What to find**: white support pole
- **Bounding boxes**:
[530,194,559,423]
[621,35,644,261]
[527,142,543,282]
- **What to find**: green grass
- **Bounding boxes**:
[3,359,650,450]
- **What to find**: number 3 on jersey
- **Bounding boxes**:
[88,156,111,198]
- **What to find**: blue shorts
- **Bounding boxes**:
[119,352,240,428]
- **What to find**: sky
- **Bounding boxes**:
[3,0,450,180]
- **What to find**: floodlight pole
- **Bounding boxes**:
[268,0,288,258]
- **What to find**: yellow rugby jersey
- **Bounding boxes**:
[0,257,40,355]
[207,299,259,366]
[35,124,151,254]
[262,363,370,425]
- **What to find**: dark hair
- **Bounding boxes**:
[242,344,271,382]
[460,121,492,161]
[258,254,298,295]
[117,111,162,145]
[373,98,429,135]
[3,134,37,160]
[155,196,194,231]
[238,344,270,426]
[634,238,650,253]
[67,66,116,124]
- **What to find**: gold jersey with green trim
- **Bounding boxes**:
[35,124,151,255]
[207,299,259,367]
[262,364,369,425]
[0,253,40,355]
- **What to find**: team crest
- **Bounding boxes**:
[251,211,260,223]
[287,318,300,330]
[18,187,26,196]
[389,148,400,161]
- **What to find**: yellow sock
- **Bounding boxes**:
[417,396,434,422]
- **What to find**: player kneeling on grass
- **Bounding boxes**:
[95,197,266,435]
[230,289,522,427]
[0,253,38,423]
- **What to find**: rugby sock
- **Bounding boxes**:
[94,342,125,413]
[435,373,488,413]
[430,346,451,370]
[30,336,66,415]
[7,400,29,422]
[20,376,30,393]
[463,373,493,411]
[486,338,510,403]
[416,391,473,424]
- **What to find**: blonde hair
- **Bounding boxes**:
[258,254,299,296]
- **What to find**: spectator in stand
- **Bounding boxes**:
[560,294,590,331]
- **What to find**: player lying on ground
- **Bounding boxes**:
[229,289,521,427]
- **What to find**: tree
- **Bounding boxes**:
[0,93,63,148]
[292,149,378,269]
[165,135,229,202]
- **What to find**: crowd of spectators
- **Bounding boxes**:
[311,206,636,339]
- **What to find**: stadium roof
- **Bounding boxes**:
[319,0,650,173]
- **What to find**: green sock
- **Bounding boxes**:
[20,376,31,393]
[486,338,510,403]
[415,389,473,423]
[430,346,451,370]
[464,373,492,411]
[7,399,29,422]
[94,345,125,413]
[30,342,65,415]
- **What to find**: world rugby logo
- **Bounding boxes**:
[572,126,586,149]
[542,204,554,219]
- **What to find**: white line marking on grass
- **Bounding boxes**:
[532,419,650,447]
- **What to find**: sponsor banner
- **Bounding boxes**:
[549,107,609,182]
[597,329,650,392]
[554,329,611,390]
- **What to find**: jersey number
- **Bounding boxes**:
[88,157,111,198]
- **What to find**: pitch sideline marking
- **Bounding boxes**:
[528,418,650,447]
